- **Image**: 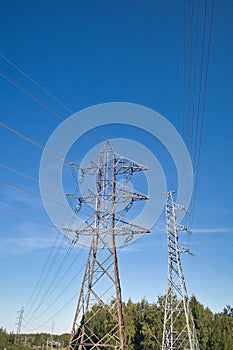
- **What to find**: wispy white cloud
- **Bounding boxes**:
[0,186,43,212]
[8,188,43,208]
[0,222,67,255]
[0,236,54,254]
[0,199,14,211]
[192,227,233,234]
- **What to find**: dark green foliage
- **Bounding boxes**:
[190,295,213,350]
[1,299,233,349]
[0,328,8,350]
[223,305,233,318]
[0,330,70,350]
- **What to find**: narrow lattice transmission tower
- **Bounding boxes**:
[162,191,199,350]
[65,141,149,350]
[15,306,24,345]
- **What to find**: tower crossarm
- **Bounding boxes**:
[114,154,148,174]
[70,161,99,175]
[62,218,150,244]
[115,181,149,203]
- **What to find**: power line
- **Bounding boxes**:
[191,0,214,217]
[189,0,201,158]
[0,178,69,209]
[26,289,79,333]
[0,56,107,332]
[186,0,194,151]
[189,0,215,227]
[0,171,84,323]
[0,162,41,183]
[0,209,55,228]
[0,162,63,194]
[0,70,65,121]
[24,231,63,311]
[0,120,68,163]
[24,210,91,326]
[24,242,75,326]
[0,163,103,326]
[0,159,101,225]
[0,54,74,114]
[182,0,188,142]
[0,57,105,144]
[24,235,68,318]
[180,0,215,229]
[192,0,208,173]
[0,205,78,324]
[25,238,144,333]
[24,231,84,326]
[23,207,92,323]
[27,252,86,325]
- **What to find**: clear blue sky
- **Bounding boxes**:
[0,0,232,335]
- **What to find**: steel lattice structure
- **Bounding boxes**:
[66,141,149,350]
[162,191,199,350]
[15,306,24,345]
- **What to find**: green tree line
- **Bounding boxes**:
[1,296,232,350]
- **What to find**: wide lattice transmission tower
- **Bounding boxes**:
[65,141,149,350]
[162,191,199,350]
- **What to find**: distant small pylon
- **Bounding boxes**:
[162,191,199,350]
[15,306,24,345]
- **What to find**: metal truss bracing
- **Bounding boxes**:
[67,141,149,350]
[162,191,199,350]
[15,306,24,345]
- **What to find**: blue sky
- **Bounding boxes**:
[0,0,232,335]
